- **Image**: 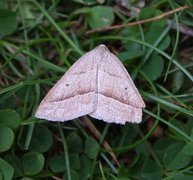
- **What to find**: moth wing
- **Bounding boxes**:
[35,49,98,121]
[89,45,145,124]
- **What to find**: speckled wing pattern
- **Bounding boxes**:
[35,44,145,124]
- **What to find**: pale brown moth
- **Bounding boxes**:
[35,44,145,124]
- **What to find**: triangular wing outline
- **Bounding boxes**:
[35,48,98,121]
[35,45,145,124]
[89,45,145,124]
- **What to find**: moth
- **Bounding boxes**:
[35,44,145,124]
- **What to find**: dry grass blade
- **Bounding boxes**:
[86,5,192,34]
[83,116,120,166]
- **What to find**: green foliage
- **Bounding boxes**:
[67,132,83,153]
[29,124,53,153]
[22,152,45,175]
[142,54,164,81]
[0,0,193,179]
[79,155,92,180]
[84,136,99,159]
[49,154,66,172]
[4,154,23,178]
[0,9,17,37]
[172,70,185,93]
[0,109,20,129]
[141,159,162,180]
[118,49,144,62]
[87,6,114,29]
[182,130,193,155]
[72,0,100,5]
[0,127,14,152]
[163,143,191,170]
[0,0,8,9]
[0,158,14,180]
